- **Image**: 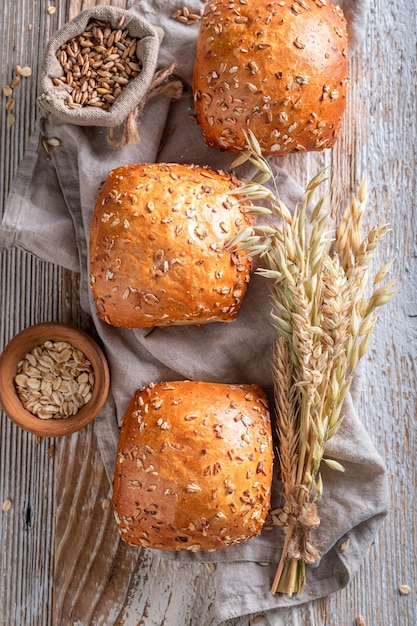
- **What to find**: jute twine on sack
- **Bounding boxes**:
[37,6,183,147]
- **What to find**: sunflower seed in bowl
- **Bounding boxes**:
[14,340,95,420]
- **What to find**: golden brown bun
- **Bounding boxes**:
[89,163,253,328]
[112,380,273,551]
[193,0,348,155]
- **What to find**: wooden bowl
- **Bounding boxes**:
[0,322,110,437]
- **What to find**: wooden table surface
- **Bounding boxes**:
[0,1,415,625]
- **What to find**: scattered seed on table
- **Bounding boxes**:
[17,66,32,77]
[6,113,15,127]
[5,98,15,111]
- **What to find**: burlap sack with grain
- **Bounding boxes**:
[37,6,162,129]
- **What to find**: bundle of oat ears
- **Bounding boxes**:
[228,131,398,597]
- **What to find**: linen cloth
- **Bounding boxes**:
[0,1,387,623]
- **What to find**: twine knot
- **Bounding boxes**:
[286,489,321,564]
[107,63,183,149]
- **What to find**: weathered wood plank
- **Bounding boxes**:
[321,2,417,625]
[69,0,138,20]
[53,422,140,625]
[0,4,79,625]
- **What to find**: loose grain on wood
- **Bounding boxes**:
[0,2,74,625]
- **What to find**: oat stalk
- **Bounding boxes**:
[229,131,398,597]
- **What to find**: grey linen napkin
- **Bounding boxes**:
[0,0,386,622]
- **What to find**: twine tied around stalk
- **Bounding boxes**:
[107,63,183,149]
[270,488,321,595]
[285,496,321,564]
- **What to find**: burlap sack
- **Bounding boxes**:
[37,6,162,129]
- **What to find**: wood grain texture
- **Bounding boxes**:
[0,7,72,626]
[0,0,415,625]
[69,0,139,20]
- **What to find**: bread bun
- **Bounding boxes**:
[89,163,253,328]
[112,380,273,551]
[193,0,348,155]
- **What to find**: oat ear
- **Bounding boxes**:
[230,134,397,598]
